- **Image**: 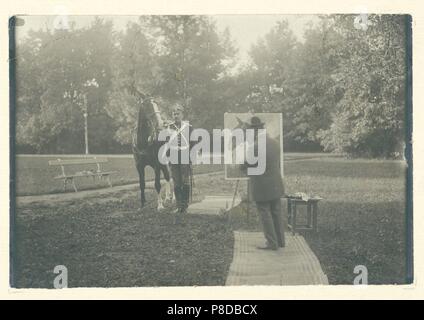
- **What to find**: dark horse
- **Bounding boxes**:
[131,88,172,210]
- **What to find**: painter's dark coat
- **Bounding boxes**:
[248,135,284,202]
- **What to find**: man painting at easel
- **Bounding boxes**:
[244,116,285,250]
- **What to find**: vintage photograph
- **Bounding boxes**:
[10,14,412,288]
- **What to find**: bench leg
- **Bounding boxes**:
[106,175,113,188]
[63,178,68,192]
[71,178,78,192]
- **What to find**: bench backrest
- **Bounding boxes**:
[48,158,108,166]
[49,158,109,177]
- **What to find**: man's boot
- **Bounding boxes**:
[172,186,182,214]
[181,184,190,213]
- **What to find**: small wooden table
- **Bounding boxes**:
[285,195,323,235]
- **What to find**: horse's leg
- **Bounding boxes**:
[167,164,176,203]
[162,164,173,202]
[138,164,146,209]
[154,166,164,210]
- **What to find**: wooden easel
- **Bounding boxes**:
[230,179,251,222]
[231,180,240,209]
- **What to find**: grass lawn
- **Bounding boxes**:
[12,155,409,286]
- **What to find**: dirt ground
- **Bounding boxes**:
[12,172,234,288]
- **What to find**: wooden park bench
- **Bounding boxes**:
[48,157,117,192]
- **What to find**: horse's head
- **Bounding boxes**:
[128,84,165,152]
[134,96,164,152]
[138,98,157,125]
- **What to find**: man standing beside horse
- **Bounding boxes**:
[165,103,194,224]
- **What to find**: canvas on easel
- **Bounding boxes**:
[224,112,284,180]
